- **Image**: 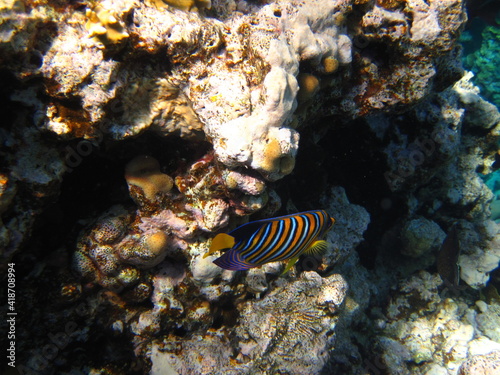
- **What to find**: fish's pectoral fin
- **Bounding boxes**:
[304,240,329,256]
[204,233,236,258]
[281,255,301,276]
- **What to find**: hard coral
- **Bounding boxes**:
[125,155,174,210]
[321,56,339,75]
[297,73,320,103]
[149,0,211,12]
[72,205,172,292]
[118,231,170,268]
[250,130,299,180]
[109,78,205,141]
[85,1,131,46]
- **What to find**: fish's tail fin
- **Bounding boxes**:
[213,248,255,271]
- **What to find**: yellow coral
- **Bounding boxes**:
[322,56,339,74]
[144,231,169,257]
[258,138,296,176]
[148,0,211,12]
[279,156,295,176]
[85,5,129,45]
[297,73,320,102]
[260,138,282,174]
[125,155,174,202]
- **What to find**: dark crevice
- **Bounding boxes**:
[278,118,407,269]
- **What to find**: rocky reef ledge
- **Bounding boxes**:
[1,0,499,374]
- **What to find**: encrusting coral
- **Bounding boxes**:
[375,270,500,374]
[149,272,349,374]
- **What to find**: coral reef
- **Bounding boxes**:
[150,272,348,374]
[125,155,174,210]
[372,271,500,374]
[401,217,446,258]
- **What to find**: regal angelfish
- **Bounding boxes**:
[204,210,335,274]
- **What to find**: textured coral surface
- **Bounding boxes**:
[1,0,500,374]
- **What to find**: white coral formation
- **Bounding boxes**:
[459,220,500,289]
[150,271,348,374]
[459,350,500,375]
[35,0,354,180]
[196,0,353,180]
[320,186,370,264]
[378,271,500,375]
[19,0,468,184]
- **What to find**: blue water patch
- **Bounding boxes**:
[482,170,500,222]
[461,9,500,108]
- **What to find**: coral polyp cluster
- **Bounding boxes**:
[72,208,148,292]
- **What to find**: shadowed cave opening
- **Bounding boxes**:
[31,132,212,254]
[277,117,408,269]
[9,131,213,370]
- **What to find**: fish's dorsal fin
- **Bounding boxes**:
[281,254,300,275]
[204,233,235,258]
[229,221,268,242]
[304,240,329,256]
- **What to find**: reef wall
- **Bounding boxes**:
[1,0,500,374]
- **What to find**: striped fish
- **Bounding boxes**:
[204,210,335,273]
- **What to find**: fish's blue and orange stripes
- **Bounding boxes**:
[204,210,335,273]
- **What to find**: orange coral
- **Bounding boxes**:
[125,155,174,203]
[297,73,320,103]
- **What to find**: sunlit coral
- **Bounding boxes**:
[125,155,174,207]
[149,0,211,12]
[85,1,132,46]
